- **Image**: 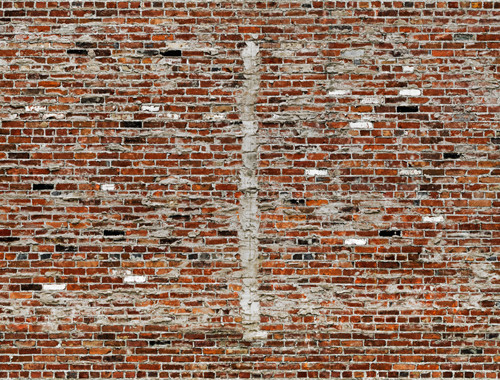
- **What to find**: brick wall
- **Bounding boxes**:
[0,1,499,378]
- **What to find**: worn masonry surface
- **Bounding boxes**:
[0,1,499,379]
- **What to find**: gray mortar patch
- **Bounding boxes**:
[238,41,266,340]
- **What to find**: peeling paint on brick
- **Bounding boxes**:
[42,113,64,120]
[361,97,382,104]
[349,121,373,129]
[305,169,328,176]
[42,284,66,291]
[399,169,422,176]
[423,215,444,223]
[161,113,180,120]
[25,105,46,112]
[399,89,421,96]
[141,105,160,112]
[203,113,225,121]
[123,275,147,284]
[328,89,350,96]
[101,184,115,191]
[344,238,367,246]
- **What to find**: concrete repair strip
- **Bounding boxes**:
[238,41,266,340]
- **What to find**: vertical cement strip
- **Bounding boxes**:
[238,41,265,340]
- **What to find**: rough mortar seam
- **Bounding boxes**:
[238,41,266,341]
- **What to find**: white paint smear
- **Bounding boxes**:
[26,105,46,112]
[141,105,160,112]
[399,169,422,176]
[43,284,66,291]
[329,90,350,96]
[306,169,328,176]
[349,121,373,129]
[124,275,147,284]
[399,89,421,96]
[361,97,381,104]
[101,184,115,191]
[403,66,414,73]
[423,216,444,223]
[345,238,367,246]
[43,113,64,120]
[164,113,180,120]
[203,113,225,121]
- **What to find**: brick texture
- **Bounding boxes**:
[0,1,499,379]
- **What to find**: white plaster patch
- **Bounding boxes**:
[101,184,115,191]
[361,97,381,104]
[26,105,47,112]
[43,284,66,291]
[141,105,160,112]
[345,238,367,246]
[329,89,350,96]
[342,49,365,59]
[163,113,180,120]
[124,275,147,284]
[399,89,421,96]
[423,216,444,223]
[306,169,328,176]
[402,66,414,73]
[399,169,422,176]
[239,40,264,341]
[241,41,259,71]
[203,113,225,121]
[43,113,64,120]
[349,121,373,129]
[244,330,268,340]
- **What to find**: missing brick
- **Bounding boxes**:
[76,42,96,49]
[104,230,125,236]
[379,230,401,237]
[81,97,104,104]
[460,348,483,355]
[55,245,77,252]
[21,284,43,291]
[33,184,54,190]
[120,121,143,128]
[160,50,182,57]
[293,253,314,260]
[149,340,171,346]
[287,199,306,206]
[0,237,20,242]
[397,106,419,113]
[67,49,88,55]
[443,152,461,159]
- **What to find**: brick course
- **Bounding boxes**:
[0,1,499,378]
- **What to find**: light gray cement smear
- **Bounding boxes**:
[238,41,266,340]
